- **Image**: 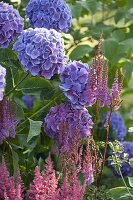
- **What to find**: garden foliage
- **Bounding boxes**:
[0,0,133,199]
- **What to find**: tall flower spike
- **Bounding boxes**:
[92,35,109,107]
[82,142,94,185]
[0,157,14,199]
[108,70,124,110]
[0,99,17,144]
[13,28,66,79]
[44,102,93,152]
[0,2,24,48]
[70,168,85,200]
[56,174,71,200]
[26,0,72,32]
[27,166,46,200]
[0,65,6,101]
[43,154,58,200]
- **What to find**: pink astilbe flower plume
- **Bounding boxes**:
[28,154,58,200]
[15,169,24,200]
[27,166,46,200]
[92,35,109,107]
[56,169,85,200]
[43,154,58,200]
[56,174,71,200]
[82,142,94,185]
[4,191,9,200]
[0,156,11,199]
[70,168,85,200]
[108,70,124,110]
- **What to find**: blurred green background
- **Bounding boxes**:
[1,0,133,192]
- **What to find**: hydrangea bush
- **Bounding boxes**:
[0,0,133,199]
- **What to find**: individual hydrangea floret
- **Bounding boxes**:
[13,28,66,79]
[0,2,24,48]
[0,65,6,101]
[108,141,133,177]
[26,0,72,32]
[22,95,36,109]
[102,112,127,141]
[44,102,93,152]
[60,61,96,109]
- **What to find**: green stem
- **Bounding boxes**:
[119,168,133,197]
[16,93,64,133]
[6,73,29,97]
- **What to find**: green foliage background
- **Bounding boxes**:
[0,0,133,199]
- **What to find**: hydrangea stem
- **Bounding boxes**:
[16,92,64,133]
[6,73,29,96]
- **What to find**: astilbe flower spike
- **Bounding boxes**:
[92,36,109,107]
[0,99,17,144]
[0,157,23,200]
[43,154,58,200]
[82,142,94,185]
[0,157,11,199]
[13,28,66,79]
[26,0,72,32]
[55,174,70,200]
[0,65,6,101]
[28,154,58,200]
[102,112,127,141]
[27,166,46,200]
[0,2,24,48]
[56,169,85,200]
[44,102,93,152]
[109,70,124,110]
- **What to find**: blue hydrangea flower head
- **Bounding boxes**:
[44,102,93,152]
[22,95,36,109]
[0,2,24,48]
[0,65,6,101]
[102,112,127,141]
[108,141,133,177]
[26,0,72,32]
[13,28,66,79]
[60,61,97,109]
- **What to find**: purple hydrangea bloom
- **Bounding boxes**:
[26,0,72,32]
[60,61,97,109]
[0,2,24,48]
[44,102,93,152]
[108,141,133,177]
[13,28,66,79]
[0,99,17,144]
[22,95,36,109]
[102,112,127,141]
[0,65,6,101]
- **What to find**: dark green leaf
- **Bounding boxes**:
[69,45,92,60]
